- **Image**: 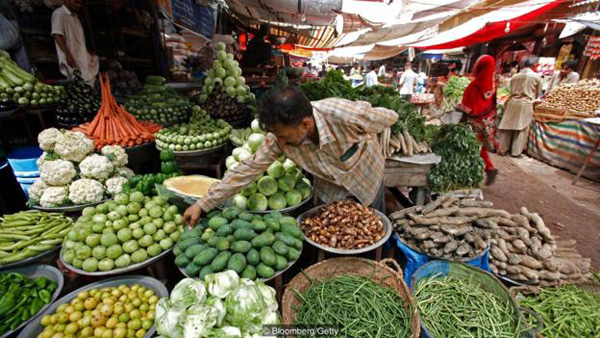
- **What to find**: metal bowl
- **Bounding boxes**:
[296,206,392,255]
[218,190,313,214]
[60,248,172,276]
[31,199,110,213]
[0,246,61,271]
[17,275,168,338]
[0,265,64,338]
[156,142,228,157]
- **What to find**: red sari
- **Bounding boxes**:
[461,55,498,171]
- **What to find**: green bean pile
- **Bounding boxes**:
[0,211,73,265]
[518,285,600,338]
[415,275,525,338]
[293,275,412,338]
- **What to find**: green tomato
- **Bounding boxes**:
[129,191,144,203]
[122,240,139,253]
[152,196,167,206]
[62,249,75,264]
[161,212,173,222]
[139,216,153,226]
[127,202,141,214]
[163,221,177,234]
[169,231,181,242]
[96,204,109,214]
[101,233,118,247]
[85,234,101,248]
[115,254,131,268]
[115,205,128,217]
[105,201,117,212]
[113,219,128,231]
[174,214,183,225]
[75,246,92,260]
[128,222,141,230]
[131,249,148,263]
[147,244,162,257]
[148,206,163,219]
[138,235,153,248]
[82,258,99,272]
[107,211,121,221]
[138,208,149,218]
[82,207,96,217]
[143,223,157,235]
[159,238,173,250]
[106,244,123,259]
[152,218,164,229]
[128,214,140,223]
[114,193,129,205]
[93,214,107,224]
[92,246,107,260]
[117,228,133,242]
[98,258,115,271]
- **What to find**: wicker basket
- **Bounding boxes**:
[281,257,420,338]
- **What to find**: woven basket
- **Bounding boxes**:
[281,257,420,338]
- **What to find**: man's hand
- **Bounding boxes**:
[182,204,203,228]
[66,53,76,68]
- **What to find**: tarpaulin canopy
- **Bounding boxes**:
[410,0,564,49]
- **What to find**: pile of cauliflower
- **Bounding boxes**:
[30,128,135,208]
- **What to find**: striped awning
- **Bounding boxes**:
[296,26,345,49]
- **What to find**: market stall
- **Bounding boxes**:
[528,80,600,181]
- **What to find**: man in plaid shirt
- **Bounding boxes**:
[183,86,398,226]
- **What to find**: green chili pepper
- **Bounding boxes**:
[38,289,51,304]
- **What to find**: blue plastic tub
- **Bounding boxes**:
[7,147,42,173]
[13,170,40,178]
[19,183,32,197]
[16,176,38,184]
[393,234,490,287]
[410,261,535,338]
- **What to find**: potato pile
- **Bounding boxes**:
[489,207,591,285]
[539,79,600,115]
[391,196,496,260]
[391,195,592,285]
[301,200,385,250]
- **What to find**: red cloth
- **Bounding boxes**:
[414,0,564,50]
[462,55,498,171]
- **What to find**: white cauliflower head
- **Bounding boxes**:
[36,152,61,171]
[28,179,47,202]
[39,186,69,208]
[105,176,128,196]
[38,128,64,152]
[117,167,135,179]
[54,131,94,162]
[101,145,129,167]
[79,154,115,181]
[40,159,77,186]
[69,179,105,205]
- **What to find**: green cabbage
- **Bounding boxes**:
[248,193,268,211]
[183,304,218,337]
[250,119,262,133]
[247,134,266,153]
[241,182,258,197]
[224,285,264,328]
[206,270,240,299]
[266,161,284,179]
[155,298,184,338]
[257,176,278,196]
[267,192,287,210]
[277,173,296,192]
[282,158,296,172]
[232,194,248,210]
[206,298,226,326]
[207,326,242,337]
[285,190,303,206]
[170,278,207,309]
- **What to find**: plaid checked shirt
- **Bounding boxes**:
[196,98,398,212]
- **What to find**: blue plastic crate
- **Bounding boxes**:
[7,147,42,174]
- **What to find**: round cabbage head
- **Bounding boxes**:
[28,179,47,203]
[105,176,127,196]
[39,186,69,208]
[38,128,63,152]
[248,193,268,212]
[69,179,104,205]
[54,131,94,162]
[100,145,128,167]
[267,192,286,210]
[40,159,77,186]
[277,173,296,192]
[257,176,278,196]
[79,154,115,182]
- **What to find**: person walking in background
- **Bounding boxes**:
[378,63,386,81]
[547,60,580,92]
[51,0,99,86]
[365,65,379,87]
[399,62,417,101]
[241,24,272,67]
[350,63,361,77]
[318,64,327,77]
[498,56,542,157]
[456,55,499,185]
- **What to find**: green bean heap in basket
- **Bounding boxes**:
[415,275,527,338]
[0,211,73,265]
[293,275,412,338]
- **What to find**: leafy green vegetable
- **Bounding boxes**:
[444,76,471,102]
[427,123,484,192]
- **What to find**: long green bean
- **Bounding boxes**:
[293,275,412,338]
[517,285,600,338]
[0,211,73,265]
[414,275,526,338]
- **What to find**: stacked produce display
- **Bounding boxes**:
[390,195,592,285]
[55,71,100,126]
[174,207,303,280]
[0,211,73,266]
[29,128,134,208]
[0,271,58,335]
[155,272,279,337]
[0,51,66,107]
[106,60,143,101]
[538,78,600,116]
[37,282,160,338]
[124,76,192,125]
[74,75,162,150]
[225,120,312,212]
[154,106,231,152]
[122,150,182,196]
[60,192,182,274]
[197,43,254,123]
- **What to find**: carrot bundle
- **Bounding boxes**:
[73,73,162,149]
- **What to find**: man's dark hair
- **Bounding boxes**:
[563,60,577,70]
[523,56,539,68]
[258,24,270,37]
[258,86,313,131]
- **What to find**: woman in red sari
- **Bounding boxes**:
[458,55,499,185]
